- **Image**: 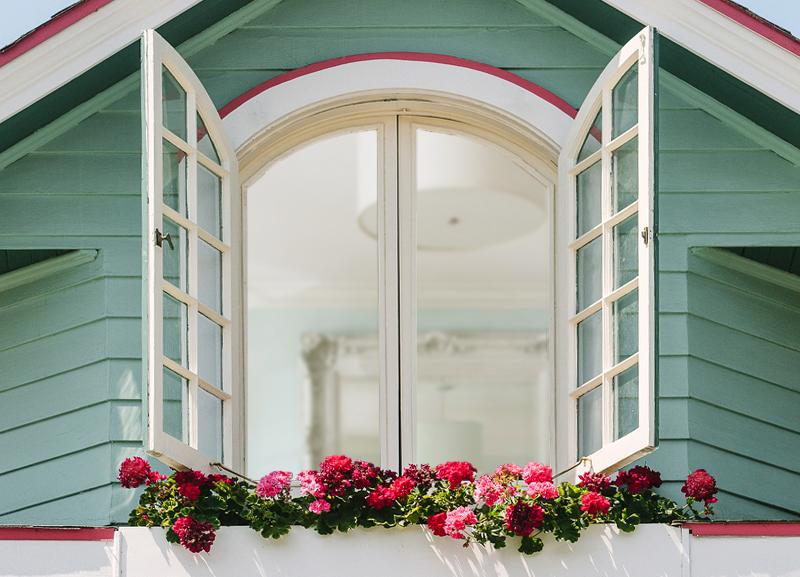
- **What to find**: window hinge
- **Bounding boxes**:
[155,228,174,250]
[641,226,650,246]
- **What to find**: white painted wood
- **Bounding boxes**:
[557,28,655,476]
[226,60,574,157]
[0,0,202,124]
[143,30,240,472]
[603,0,800,115]
[0,539,116,577]
[118,525,685,577]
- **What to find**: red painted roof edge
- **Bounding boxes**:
[696,0,800,57]
[0,0,115,67]
[0,527,116,541]
[218,52,577,119]
[0,0,799,72]
[684,522,800,537]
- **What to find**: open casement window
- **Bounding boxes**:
[558,27,656,475]
[143,30,241,472]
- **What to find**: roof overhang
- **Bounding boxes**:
[0,0,798,130]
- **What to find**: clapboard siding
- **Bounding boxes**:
[0,0,798,526]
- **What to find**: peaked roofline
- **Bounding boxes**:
[0,0,798,126]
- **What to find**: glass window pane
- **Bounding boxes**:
[614,365,639,440]
[577,109,602,162]
[198,314,223,390]
[162,139,187,216]
[576,236,602,311]
[614,289,638,364]
[198,164,222,238]
[197,113,221,164]
[578,386,603,456]
[163,292,188,367]
[198,388,223,461]
[576,161,602,237]
[198,240,222,314]
[163,367,186,442]
[612,137,638,213]
[162,67,187,140]
[613,214,638,288]
[413,126,551,473]
[162,217,188,292]
[577,311,602,385]
[612,66,637,138]
[245,129,382,474]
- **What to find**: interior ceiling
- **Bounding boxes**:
[725,247,800,276]
[246,126,550,309]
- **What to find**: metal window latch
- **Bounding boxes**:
[155,228,174,250]
[641,226,650,246]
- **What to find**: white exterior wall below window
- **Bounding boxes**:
[3,525,799,577]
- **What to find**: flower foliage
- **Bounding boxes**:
[122,456,716,556]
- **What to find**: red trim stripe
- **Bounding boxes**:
[218,52,578,119]
[696,0,800,58]
[0,0,115,67]
[685,522,800,537]
[0,527,116,541]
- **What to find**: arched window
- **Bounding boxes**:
[143,29,655,477]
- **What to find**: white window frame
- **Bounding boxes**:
[557,27,656,475]
[143,29,242,472]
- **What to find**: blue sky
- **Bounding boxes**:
[1,1,798,48]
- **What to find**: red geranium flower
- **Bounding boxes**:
[118,457,152,488]
[172,516,216,553]
[175,470,208,501]
[505,502,545,536]
[435,461,475,489]
[681,469,718,505]
[577,471,611,492]
[427,512,447,537]
[580,491,611,517]
[616,465,662,494]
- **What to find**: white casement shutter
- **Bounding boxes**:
[143,30,241,472]
[557,27,656,475]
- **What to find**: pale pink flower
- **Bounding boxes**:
[444,506,478,539]
[308,498,331,515]
[256,470,293,498]
[474,475,503,506]
[522,462,553,484]
[297,470,326,498]
[526,481,559,500]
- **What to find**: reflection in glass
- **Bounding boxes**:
[246,130,381,475]
[198,314,222,390]
[163,292,187,367]
[198,164,222,238]
[613,66,637,138]
[577,110,602,162]
[198,240,222,314]
[414,127,550,472]
[162,67,187,140]
[576,161,602,237]
[198,388,223,461]
[577,311,602,385]
[576,237,602,311]
[578,386,602,457]
[163,367,186,441]
[613,215,638,289]
[197,113,221,164]
[614,365,638,439]
[612,137,638,212]
[162,217,187,292]
[162,139,187,216]
[614,289,638,364]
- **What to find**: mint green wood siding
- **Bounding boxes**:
[0,0,798,524]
